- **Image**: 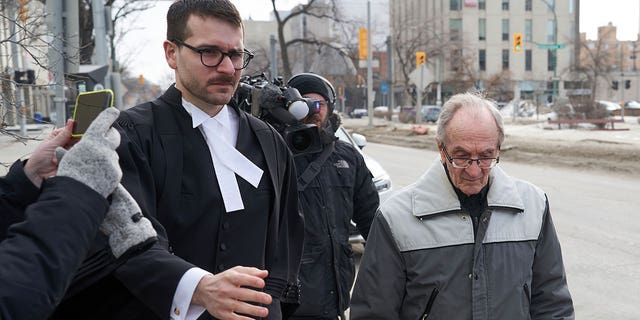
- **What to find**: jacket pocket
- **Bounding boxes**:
[420,287,439,320]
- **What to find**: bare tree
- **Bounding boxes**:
[269,0,355,79]
[1,0,62,136]
[78,0,155,74]
[572,30,618,104]
[391,18,450,107]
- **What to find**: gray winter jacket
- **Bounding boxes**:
[351,160,574,320]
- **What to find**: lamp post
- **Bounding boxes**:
[540,0,559,103]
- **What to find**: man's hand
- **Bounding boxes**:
[24,119,78,187]
[193,266,272,320]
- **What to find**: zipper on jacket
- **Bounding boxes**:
[420,287,439,320]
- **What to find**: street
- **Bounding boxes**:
[362,141,640,320]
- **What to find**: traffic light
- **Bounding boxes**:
[625,80,631,89]
[416,51,426,67]
[18,0,29,23]
[513,33,523,53]
[612,80,618,90]
[13,69,35,84]
[358,28,368,60]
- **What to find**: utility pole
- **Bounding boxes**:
[10,1,26,136]
[106,5,124,109]
[540,0,559,103]
[620,49,626,120]
[47,0,66,127]
[437,0,444,107]
[366,0,373,128]
[386,36,394,121]
[92,0,109,87]
[270,35,277,80]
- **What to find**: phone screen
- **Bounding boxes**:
[72,90,114,137]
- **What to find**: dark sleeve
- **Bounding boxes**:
[0,160,40,240]
[265,131,304,314]
[530,197,575,319]
[350,211,404,319]
[0,176,109,320]
[111,113,196,317]
[351,149,379,240]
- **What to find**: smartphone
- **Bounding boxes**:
[71,89,114,137]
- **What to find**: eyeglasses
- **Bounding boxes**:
[441,144,499,169]
[313,99,328,108]
[171,38,254,70]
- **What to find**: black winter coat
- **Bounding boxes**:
[0,161,40,239]
[291,140,379,318]
[0,161,109,319]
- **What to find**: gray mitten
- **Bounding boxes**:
[100,184,157,258]
[56,107,122,197]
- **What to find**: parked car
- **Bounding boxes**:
[349,108,368,118]
[399,105,441,123]
[422,105,441,123]
[334,126,393,247]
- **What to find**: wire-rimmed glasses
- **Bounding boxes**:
[441,144,500,169]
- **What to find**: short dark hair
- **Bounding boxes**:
[166,0,243,41]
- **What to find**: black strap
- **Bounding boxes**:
[297,142,334,191]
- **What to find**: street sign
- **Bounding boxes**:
[537,43,565,50]
[380,82,388,95]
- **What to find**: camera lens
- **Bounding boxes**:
[290,130,312,152]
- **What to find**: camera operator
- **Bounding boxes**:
[287,73,379,319]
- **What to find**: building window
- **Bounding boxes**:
[450,19,462,41]
[547,19,555,43]
[525,19,532,41]
[525,0,532,11]
[479,19,486,41]
[525,50,532,71]
[569,22,574,42]
[502,19,509,41]
[479,49,486,71]
[451,49,463,72]
[450,0,462,11]
[502,49,509,70]
[547,50,556,71]
[569,0,574,13]
[502,0,509,10]
[478,0,486,10]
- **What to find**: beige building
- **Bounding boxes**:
[579,22,640,103]
[390,0,579,105]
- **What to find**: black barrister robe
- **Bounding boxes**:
[52,85,303,319]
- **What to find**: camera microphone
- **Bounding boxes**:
[288,100,311,120]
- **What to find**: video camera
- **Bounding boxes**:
[235,74,323,155]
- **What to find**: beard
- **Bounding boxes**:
[179,72,238,107]
[305,113,326,128]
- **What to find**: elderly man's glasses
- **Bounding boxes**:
[441,144,499,169]
[171,39,254,70]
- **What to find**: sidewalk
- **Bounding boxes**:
[0,125,54,176]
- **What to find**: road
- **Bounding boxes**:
[362,142,640,320]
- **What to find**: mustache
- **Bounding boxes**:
[208,76,235,84]
[304,113,322,124]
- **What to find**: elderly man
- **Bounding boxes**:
[351,92,574,319]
